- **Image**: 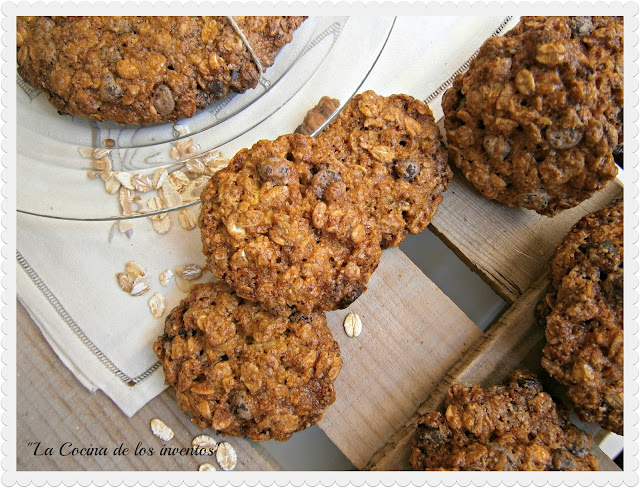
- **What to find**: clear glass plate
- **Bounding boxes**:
[17,16,396,221]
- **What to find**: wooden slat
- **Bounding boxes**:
[319,247,483,469]
[430,174,622,304]
[16,300,282,472]
[365,276,620,472]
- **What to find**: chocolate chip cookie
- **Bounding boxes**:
[537,202,623,434]
[153,282,342,441]
[199,133,382,317]
[443,16,622,216]
[17,16,305,125]
[320,90,452,248]
[411,370,600,471]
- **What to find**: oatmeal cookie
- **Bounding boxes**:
[16,16,305,125]
[442,16,621,216]
[411,370,600,471]
[536,202,623,434]
[199,133,382,317]
[320,90,452,248]
[153,282,342,442]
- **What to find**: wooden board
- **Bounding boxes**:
[430,175,623,304]
[365,276,620,471]
[16,300,282,472]
[320,247,482,469]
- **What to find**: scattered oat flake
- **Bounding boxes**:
[132,173,153,193]
[344,312,362,338]
[159,181,183,208]
[118,220,134,239]
[150,418,174,442]
[147,196,164,211]
[198,463,216,472]
[125,261,146,278]
[175,264,203,280]
[104,138,115,148]
[159,269,173,286]
[93,148,111,159]
[192,434,218,450]
[168,170,190,192]
[178,208,198,230]
[216,442,237,471]
[181,179,209,203]
[115,172,135,190]
[152,168,169,190]
[116,272,134,293]
[119,187,136,215]
[108,222,119,243]
[94,157,112,173]
[185,159,209,175]
[151,213,171,234]
[130,277,150,296]
[149,293,166,318]
[104,174,121,194]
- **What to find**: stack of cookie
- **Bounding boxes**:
[154,90,452,441]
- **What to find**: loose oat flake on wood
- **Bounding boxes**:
[192,434,218,451]
[216,442,237,471]
[150,418,174,442]
[344,312,362,338]
[198,463,216,472]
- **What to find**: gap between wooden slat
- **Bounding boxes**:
[318,247,482,469]
[364,275,620,472]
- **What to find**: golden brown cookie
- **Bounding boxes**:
[537,202,623,434]
[411,370,600,471]
[153,282,342,441]
[199,133,382,317]
[320,90,452,248]
[17,16,305,125]
[442,16,621,216]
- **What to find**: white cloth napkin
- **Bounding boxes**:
[16,16,518,417]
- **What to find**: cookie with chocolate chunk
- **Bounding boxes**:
[537,202,623,434]
[199,133,382,317]
[442,16,621,216]
[17,16,305,125]
[320,90,452,248]
[411,370,600,471]
[153,282,342,441]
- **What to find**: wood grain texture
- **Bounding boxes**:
[430,175,622,304]
[17,300,281,472]
[365,276,620,472]
[319,247,483,469]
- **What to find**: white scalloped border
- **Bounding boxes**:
[1,2,638,486]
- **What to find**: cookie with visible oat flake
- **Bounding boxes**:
[411,370,600,471]
[536,201,623,435]
[16,16,305,125]
[442,16,622,216]
[320,90,452,248]
[199,133,382,317]
[153,282,342,441]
